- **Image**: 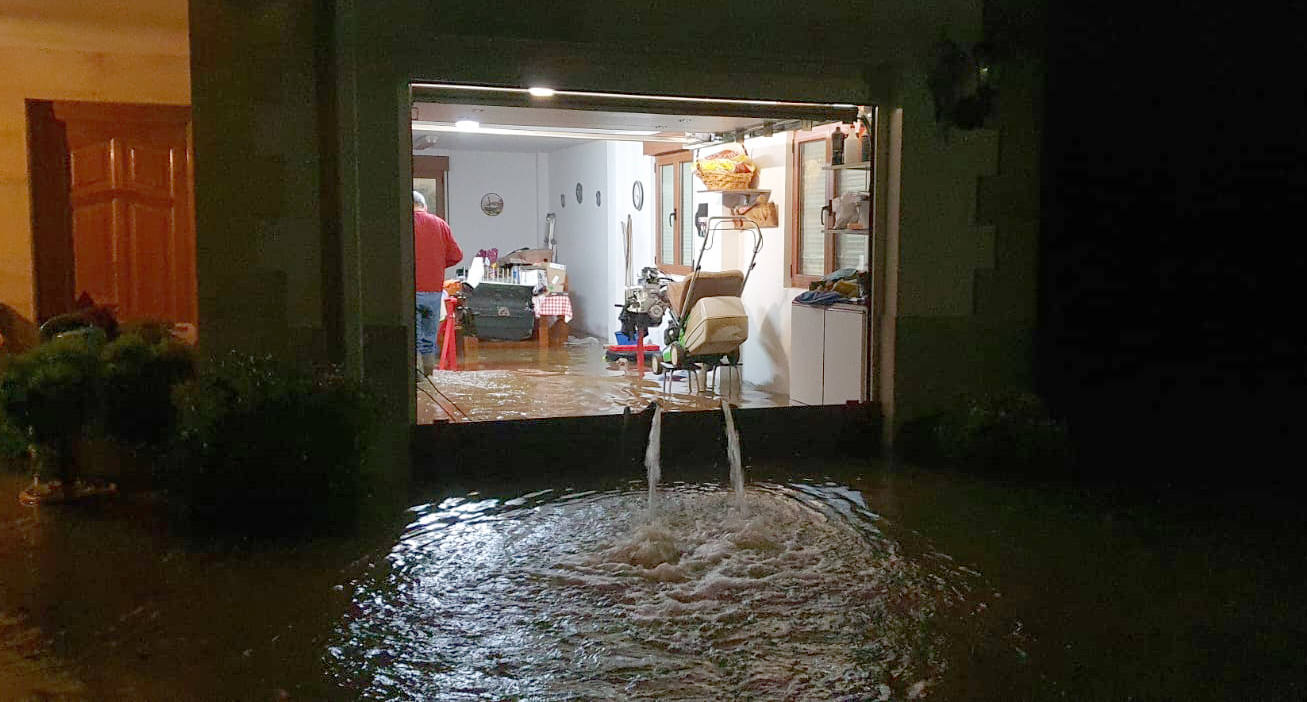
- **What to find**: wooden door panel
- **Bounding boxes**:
[125,142,174,199]
[69,139,117,194]
[126,202,176,320]
[72,201,119,307]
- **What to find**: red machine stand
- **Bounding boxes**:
[438,296,459,371]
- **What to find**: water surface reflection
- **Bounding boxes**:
[330,482,992,700]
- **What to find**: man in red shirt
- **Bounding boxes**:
[414,190,463,376]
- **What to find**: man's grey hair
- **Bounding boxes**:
[413,190,427,209]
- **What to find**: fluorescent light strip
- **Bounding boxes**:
[412,122,690,143]
[411,82,858,109]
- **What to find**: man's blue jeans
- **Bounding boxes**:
[416,291,443,356]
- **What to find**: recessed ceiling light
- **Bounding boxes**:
[527,87,556,98]
[454,120,480,130]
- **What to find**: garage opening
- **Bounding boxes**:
[409,84,881,424]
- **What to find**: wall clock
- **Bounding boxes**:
[575,183,583,203]
[632,180,644,210]
[480,193,504,216]
[595,190,601,207]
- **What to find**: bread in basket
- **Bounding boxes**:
[694,145,757,190]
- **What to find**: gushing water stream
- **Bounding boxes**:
[645,403,662,510]
[325,403,986,698]
[722,401,745,499]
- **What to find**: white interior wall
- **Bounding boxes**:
[535,153,551,247]
[419,148,545,271]
[607,142,660,343]
[546,141,612,339]
[732,134,804,395]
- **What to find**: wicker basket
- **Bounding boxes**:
[695,143,757,190]
[695,167,756,191]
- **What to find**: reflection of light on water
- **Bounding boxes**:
[328,483,987,700]
[421,340,786,422]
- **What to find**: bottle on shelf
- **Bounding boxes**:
[844,126,862,165]
[830,124,845,166]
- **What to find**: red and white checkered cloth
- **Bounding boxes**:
[533,293,573,322]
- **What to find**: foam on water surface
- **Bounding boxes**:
[330,483,981,700]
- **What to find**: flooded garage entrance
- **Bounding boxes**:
[417,336,786,423]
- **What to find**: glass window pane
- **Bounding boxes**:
[680,163,695,265]
[835,232,870,271]
[413,177,443,219]
[659,164,675,264]
[798,140,826,276]
[835,168,867,198]
[833,167,870,271]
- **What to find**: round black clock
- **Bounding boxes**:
[632,180,644,210]
[575,183,583,204]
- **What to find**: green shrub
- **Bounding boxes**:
[0,355,26,462]
[0,411,25,463]
[117,318,176,346]
[905,391,1073,473]
[168,353,374,535]
[0,334,102,481]
[100,333,196,448]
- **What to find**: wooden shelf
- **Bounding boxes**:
[697,188,771,208]
[821,162,872,171]
[823,228,872,235]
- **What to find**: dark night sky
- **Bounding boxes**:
[1037,3,1306,476]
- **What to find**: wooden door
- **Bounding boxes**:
[54,102,195,324]
[413,155,448,220]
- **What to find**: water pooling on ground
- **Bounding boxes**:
[327,481,985,700]
[7,456,1304,698]
[417,338,786,423]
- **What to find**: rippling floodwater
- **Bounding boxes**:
[330,483,987,700]
[3,461,1306,700]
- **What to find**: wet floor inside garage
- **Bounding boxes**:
[417,337,788,423]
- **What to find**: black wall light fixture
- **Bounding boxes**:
[927,39,996,130]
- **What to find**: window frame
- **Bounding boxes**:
[412,154,449,220]
[788,123,873,287]
[654,150,694,275]
[788,127,834,288]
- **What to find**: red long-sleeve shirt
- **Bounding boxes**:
[414,210,462,292]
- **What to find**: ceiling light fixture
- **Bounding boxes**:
[412,121,690,144]
[454,119,480,130]
[412,82,861,111]
[527,87,556,98]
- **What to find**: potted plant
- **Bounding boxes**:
[0,332,114,504]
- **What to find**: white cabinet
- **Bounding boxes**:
[789,302,868,405]
[789,303,826,405]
